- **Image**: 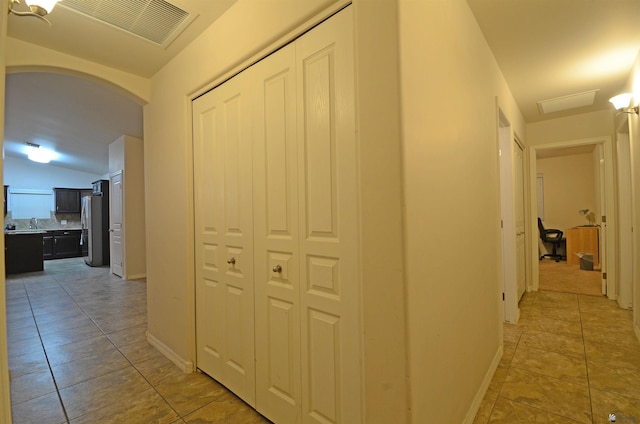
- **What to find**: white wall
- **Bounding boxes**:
[4,155,101,190]
[397,0,525,421]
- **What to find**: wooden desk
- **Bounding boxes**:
[566,226,599,267]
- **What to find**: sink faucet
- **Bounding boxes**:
[29,218,37,229]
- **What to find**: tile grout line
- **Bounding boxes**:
[577,295,595,424]
[22,280,72,424]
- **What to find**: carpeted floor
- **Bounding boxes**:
[538,258,603,296]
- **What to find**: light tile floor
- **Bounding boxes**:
[5,258,271,424]
[474,290,640,424]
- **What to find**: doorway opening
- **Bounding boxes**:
[529,137,618,300]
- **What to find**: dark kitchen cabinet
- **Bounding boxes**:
[54,188,81,213]
[53,231,81,258]
[3,185,7,216]
[43,234,54,259]
[5,232,44,274]
[54,188,92,214]
[43,230,82,260]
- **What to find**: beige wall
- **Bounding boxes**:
[397,0,524,421]
[626,52,640,339]
[527,110,614,146]
[537,153,597,231]
[6,38,150,104]
[0,0,11,421]
[109,135,146,279]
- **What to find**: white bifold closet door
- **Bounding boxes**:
[194,7,360,423]
[251,43,302,422]
[193,69,256,407]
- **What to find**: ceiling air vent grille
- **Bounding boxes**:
[59,0,195,47]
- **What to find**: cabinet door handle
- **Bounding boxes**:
[227,257,236,265]
[272,265,282,273]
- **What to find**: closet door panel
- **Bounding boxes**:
[296,8,361,424]
[194,96,224,377]
[193,70,255,407]
[253,45,303,423]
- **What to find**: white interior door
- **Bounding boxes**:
[296,9,361,423]
[252,44,302,423]
[514,140,526,299]
[110,171,124,278]
[193,70,256,406]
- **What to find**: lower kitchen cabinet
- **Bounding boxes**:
[6,232,44,274]
[43,230,82,260]
[43,234,54,260]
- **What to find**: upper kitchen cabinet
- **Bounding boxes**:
[54,188,91,213]
[54,188,80,213]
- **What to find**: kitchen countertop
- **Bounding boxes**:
[5,230,48,235]
[5,229,82,235]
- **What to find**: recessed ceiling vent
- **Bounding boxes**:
[536,89,599,114]
[59,0,196,48]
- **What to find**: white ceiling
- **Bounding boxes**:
[4,0,640,175]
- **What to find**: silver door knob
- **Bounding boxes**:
[227,257,236,265]
[272,264,282,273]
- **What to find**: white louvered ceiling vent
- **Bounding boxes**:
[536,90,599,114]
[60,0,196,48]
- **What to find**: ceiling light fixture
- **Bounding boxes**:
[8,0,59,25]
[609,93,639,114]
[25,142,55,164]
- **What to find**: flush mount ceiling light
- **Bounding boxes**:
[25,142,55,164]
[609,93,639,114]
[8,0,59,25]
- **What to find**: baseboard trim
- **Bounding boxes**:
[126,273,147,280]
[463,344,503,424]
[146,331,195,373]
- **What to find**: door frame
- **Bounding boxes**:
[498,108,522,324]
[615,117,633,310]
[528,136,618,298]
[109,170,124,278]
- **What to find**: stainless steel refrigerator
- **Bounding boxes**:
[81,195,110,266]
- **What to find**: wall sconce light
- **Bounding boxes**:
[609,93,639,114]
[26,142,55,164]
[8,0,59,25]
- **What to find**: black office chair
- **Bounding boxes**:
[538,218,564,262]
